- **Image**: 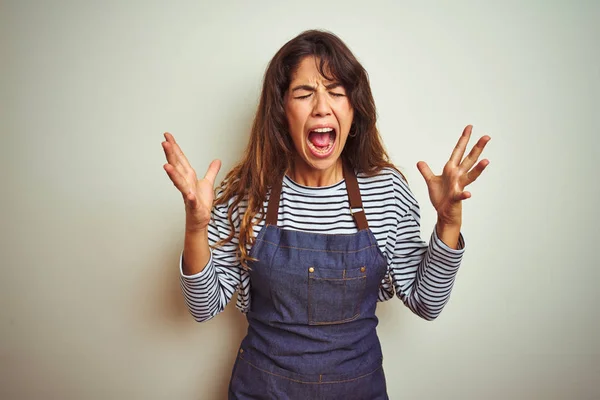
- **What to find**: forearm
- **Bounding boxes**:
[179,227,228,322]
[402,245,463,320]
[393,224,465,321]
[182,227,211,275]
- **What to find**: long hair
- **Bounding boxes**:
[213,29,401,268]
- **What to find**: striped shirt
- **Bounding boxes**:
[180,167,465,322]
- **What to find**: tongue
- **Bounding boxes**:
[309,131,331,147]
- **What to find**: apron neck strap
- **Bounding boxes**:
[343,162,369,231]
[266,174,283,226]
[265,162,369,230]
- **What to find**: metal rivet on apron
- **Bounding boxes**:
[308,267,314,273]
[239,348,244,354]
[360,266,366,273]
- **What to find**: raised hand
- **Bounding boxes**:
[162,132,221,232]
[416,125,490,228]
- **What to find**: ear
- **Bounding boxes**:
[348,118,359,138]
[282,88,290,105]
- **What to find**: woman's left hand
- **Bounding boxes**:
[417,125,491,228]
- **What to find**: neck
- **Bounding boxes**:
[288,157,343,187]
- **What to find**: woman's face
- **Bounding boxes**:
[284,56,354,175]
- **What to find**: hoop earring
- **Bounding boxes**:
[348,126,357,138]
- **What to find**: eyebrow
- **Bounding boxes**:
[291,82,343,92]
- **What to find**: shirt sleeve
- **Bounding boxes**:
[388,199,466,321]
[179,199,249,322]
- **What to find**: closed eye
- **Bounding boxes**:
[294,92,345,100]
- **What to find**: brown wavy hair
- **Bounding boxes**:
[213,29,401,268]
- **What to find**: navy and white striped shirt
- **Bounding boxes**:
[180,167,465,322]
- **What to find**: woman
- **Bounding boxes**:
[162,30,490,399]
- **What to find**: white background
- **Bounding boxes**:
[1,1,598,399]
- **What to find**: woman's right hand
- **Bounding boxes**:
[162,132,221,232]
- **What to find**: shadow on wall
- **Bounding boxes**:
[145,245,246,327]
[143,245,248,398]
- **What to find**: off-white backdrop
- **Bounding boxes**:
[1,1,598,399]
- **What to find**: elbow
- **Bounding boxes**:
[192,314,214,323]
[414,302,445,321]
[421,312,440,322]
[415,308,440,321]
[189,308,221,323]
[183,296,224,323]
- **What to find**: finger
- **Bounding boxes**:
[203,159,222,186]
[164,163,194,196]
[162,134,179,168]
[465,159,490,185]
[457,191,471,201]
[460,135,491,172]
[448,125,472,166]
[163,132,195,177]
[416,161,435,183]
[162,141,191,187]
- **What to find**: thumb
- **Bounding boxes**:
[203,159,222,186]
[416,161,435,183]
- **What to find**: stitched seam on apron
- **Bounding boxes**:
[266,226,284,306]
[238,355,382,384]
[255,239,378,253]
[307,268,312,323]
[309,313,360,325]
[342,269,346,322]
[310,276,365,281]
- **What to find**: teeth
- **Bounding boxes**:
[312,127,333,133]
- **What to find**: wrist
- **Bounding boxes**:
[185,224,209,235]
[436,218,461,231]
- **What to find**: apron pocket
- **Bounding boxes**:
[307,265,367,325]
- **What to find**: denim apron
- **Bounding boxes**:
[228,163,389,399]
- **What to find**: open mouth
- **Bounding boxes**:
[307,127,336,158]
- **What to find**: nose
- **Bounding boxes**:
[312,91,331,117]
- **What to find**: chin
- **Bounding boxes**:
[301,151,342,171]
